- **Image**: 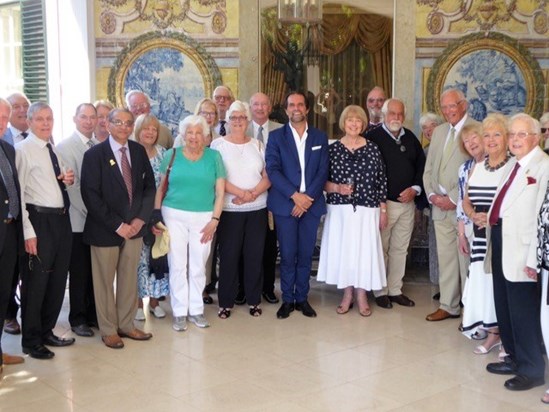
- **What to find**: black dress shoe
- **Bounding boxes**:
[504,375,545,391]
[71,324,94,337]
[22,344,55,360]
[389,294,415,307]
[375,295,393,309]
[432,292,440,300]
[262,291,279,304]
[487,359,517,375]
[202,294,214,304]
[276,302,295,319]
[234,290,246,305]
[43,334,76,347]
[295,301,317,317]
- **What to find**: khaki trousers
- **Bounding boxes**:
[433,213,469,315]
[375,200,415,297]
[91,238,142,337]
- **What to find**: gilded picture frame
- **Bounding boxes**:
[108,31,222,134]
[426,32,545,121]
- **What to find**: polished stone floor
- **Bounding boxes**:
[1,275,547,411]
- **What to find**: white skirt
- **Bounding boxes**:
[461,260,498,337]
[317,204,386,291]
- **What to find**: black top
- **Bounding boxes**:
[326,140,387,209]
[366,126,425,203]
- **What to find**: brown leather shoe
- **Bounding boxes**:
[2,353,24,365]
[102,334,124,349]
[118,328,152,341]
[426,308,460,321]
[4,318,21,335]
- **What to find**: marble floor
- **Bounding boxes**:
[1,278,547,412]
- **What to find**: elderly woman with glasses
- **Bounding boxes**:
[152,115,225,332]
[540,112,549,154]
[211,100,270,319]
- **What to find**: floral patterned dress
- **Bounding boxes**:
[137,145,170,299]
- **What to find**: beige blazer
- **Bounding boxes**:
[246,120,283,146]
[423,116,479,220]
[484,147,549,281]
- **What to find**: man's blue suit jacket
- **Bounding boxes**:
[265,123,329,218]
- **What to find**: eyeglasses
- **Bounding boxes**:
[130,102,149,110]
[441,100,464,111]
[12,104,29,111]
[214,95,230,102]
[508,131,536,139]
[229,116,247,122]
[110,120,134,128]
[367,98,384,104]
[542,128,548,134]
[200,111,216,118]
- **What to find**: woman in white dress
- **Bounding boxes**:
[317,105,387,316]
[461,113,514,354]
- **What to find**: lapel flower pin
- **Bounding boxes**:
[527,175,536,185]
[109,159,116,166]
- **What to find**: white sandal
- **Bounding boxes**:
[473,342,501,355]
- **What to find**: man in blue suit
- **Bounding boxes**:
[265,91,329,319]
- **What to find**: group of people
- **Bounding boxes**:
[0,86,548,405]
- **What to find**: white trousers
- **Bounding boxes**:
[163,207,212,317]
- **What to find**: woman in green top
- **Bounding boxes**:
[152,115,225,332]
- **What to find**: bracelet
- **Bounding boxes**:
[211,217,220,221]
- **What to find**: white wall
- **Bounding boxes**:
[45,0,94,141]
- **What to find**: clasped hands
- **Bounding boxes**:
[116,218,145,239]
[430,194,456,211]
[232,189,258,205]
[291,192,313,218]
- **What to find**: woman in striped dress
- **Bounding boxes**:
[461,114,515,355]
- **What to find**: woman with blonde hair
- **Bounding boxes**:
[133,113,170,321]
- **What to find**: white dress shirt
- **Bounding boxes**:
[288,122,308,193]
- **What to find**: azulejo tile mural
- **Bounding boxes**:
[108,31,222,134]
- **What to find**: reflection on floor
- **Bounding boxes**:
[1,277,547,411]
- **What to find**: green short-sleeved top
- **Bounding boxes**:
[160,147,226,212]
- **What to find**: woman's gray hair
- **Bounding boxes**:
[419,112,443,128]
[178,114,210,138]
[226,100,251,121]
[540,112,549,126]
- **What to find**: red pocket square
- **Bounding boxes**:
[527,176,536,185]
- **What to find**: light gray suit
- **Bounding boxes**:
[247,120,283,144]
[56,132,98,232]
[423,115,479,314]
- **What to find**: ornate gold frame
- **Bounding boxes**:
[426,32,544,119]
[107,31,221,107]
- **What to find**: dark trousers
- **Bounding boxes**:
[491,223,545,378]
[0,223,19,363]
[68,232,97,327]
[275,212,320,304]
[262,221,278,294]
[217,209,267,307]
[5,260,20,319]
[20,210,72,348]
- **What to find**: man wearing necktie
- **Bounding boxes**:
[1,92,30,336]
[15,102,75,360]
[423,88,479,321]
[0,98,25,375]
[57,103,99,338]
[81,108,155,349]
[484,113,549,392]
[213,85,234,136]
[248,92,283,305]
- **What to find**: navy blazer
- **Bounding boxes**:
[81,139,156,247]
[0,139,23,253]
[265,123,329,217]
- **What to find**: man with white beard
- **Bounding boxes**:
[366,98,426,308]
